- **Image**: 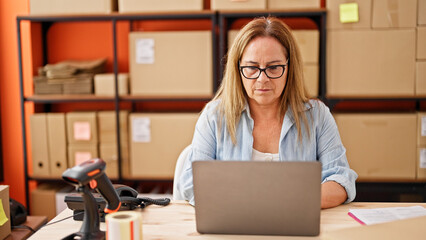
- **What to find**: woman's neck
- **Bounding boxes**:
[248,100,281,121]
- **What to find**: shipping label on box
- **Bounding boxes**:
[417,113,426,145]
[335,113,416,180]
[327,29,416,97]
[129,113,198,179]
[129,31,213,97]
[326,0,372,30]
[268,0,320,9]
[118,0,203,13]
[372,0,417,28]
[66,112,98,144]
[67,144,98,167]
[417,147,426,179]
[211,0,266,10]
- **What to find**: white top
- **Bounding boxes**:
[252,148,280,161]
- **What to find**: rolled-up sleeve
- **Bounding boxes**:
[316,103,358,203]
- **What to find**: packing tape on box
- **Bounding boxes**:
[106,211,143,240]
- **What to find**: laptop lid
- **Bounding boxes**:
[193,161,322,236]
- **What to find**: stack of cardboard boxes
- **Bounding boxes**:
[97,111,129,179]
[329,0,425,180]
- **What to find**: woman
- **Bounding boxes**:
[177,17,357,209]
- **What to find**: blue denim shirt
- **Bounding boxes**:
[177,99,358,205]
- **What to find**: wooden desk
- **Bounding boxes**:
[6,216,47,240]
[28,201,426,240]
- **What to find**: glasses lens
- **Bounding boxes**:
[265,65,285,78]
[241,66,259,79]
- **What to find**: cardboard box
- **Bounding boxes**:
[419,0,426,25]
[417,61,426,96]
[97,111,129,144]
[334,113,416,180]
[418,27,426,60]
[30,0,116,15]
[100,142,129,179]
[372,0,417,28]
[228,29,319,64]
[30,183,70,221]
[326,0,372,30]
[129,113,198,179]
[327,29,416,97]
[268,0,320,9]
[47,113,68,177]
[417,112,426,146]
[30,114,50,177]
[67,143,98,167]
[0,186,11,240]
[94,73,129,96]
[304,64,319,97]
[66,112,98,144]
[129,31,213,97]
[211,0,266,10]
[118,0,203,13]
[417,147,426,179]
[293,30,319,64]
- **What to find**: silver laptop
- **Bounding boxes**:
[192,161,322,236]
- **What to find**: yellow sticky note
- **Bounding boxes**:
[0,200,8,226]
[339,3,359,23]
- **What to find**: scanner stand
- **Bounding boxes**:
[62,185,105,240]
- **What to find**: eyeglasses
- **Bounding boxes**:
[239,59,289,80]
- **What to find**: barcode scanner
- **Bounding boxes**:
[62,158,121,240]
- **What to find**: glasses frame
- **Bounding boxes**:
[239,59,289,80]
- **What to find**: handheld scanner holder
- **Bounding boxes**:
[62,158,121,213]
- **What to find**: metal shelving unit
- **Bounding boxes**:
[16,11,218,208]
[17,9,334,208]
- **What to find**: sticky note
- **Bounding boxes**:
[0,200,8,226]
[136,38,155,64]
[73,122,91,140]
[132,117,151,143]
[75,152,92,166]
[339,3,359,23]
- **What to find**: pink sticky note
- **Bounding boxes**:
[75,152,92,165]
[73,122,91,140]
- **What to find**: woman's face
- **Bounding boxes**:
[240,36,288,108]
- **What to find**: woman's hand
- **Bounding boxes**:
[321,181,348,209]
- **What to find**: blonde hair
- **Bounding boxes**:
[213,16,311,144]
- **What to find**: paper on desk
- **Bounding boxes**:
[348,206,426,225]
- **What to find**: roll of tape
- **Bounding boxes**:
[106,211,143,240]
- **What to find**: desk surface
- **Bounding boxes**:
[29,201,426,240]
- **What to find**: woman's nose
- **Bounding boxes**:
[256,71,270,83]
